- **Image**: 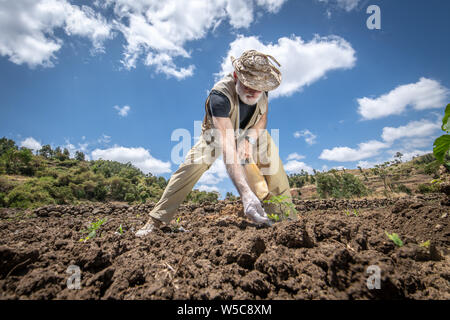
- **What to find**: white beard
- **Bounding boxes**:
[235,81,263,105]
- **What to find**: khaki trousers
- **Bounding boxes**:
[149,129,293,224]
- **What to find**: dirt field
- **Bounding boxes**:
[0,194,449,300]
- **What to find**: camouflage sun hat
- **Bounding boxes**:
[231,50,282,92]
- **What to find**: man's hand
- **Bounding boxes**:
[241,190,273,226]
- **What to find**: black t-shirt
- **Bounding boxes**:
[207,90,267,129]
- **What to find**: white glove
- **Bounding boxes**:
[242,192,273,226]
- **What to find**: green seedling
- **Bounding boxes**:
[79,218,107,242]
[433,104,450,166]
[345,209,358,217]
[385,231,404,247]
[263,195,297,220]
[172,217,182,231]
[419,240,430,248]
[118,224,124,235]
[267,213,280,222]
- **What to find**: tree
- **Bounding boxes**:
[225,192,237,201]
[0,137,17,156]
[39,145,54,159]
[63,148,70,159]
[394,152,403,163]
[75,151,85,161]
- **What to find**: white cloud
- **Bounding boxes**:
[217,34,356,98]
[78,142,89,152]
[319,140,390,162]
[0,0,113,67]
[381,119,440,143]
[197,184,220,193]
[113,105,131,117]
[284,160,314,174]
[293,129,317,145]
[20,137,42,151]
[319,116,441,165]
[356,160,378,169]
[286,152,305,161]
[98,134,111,144]
[91,145,171,174]
[198,158,228,185]
[110,0,288,79]
[357,78,449,120]
[317,0,361,11]
[256,0,286,13]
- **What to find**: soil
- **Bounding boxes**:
[0,194,449,300]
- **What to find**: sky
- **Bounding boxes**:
[1,0,449,199]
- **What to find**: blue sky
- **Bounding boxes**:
[1,0,449,198]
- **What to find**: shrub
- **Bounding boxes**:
[186,189,219,203]
[0,192,6,207]
[315,171,369,199]
[125,192,135,203]
[69,182,85,199]
[5,179,55,209]
[395,184,412,195]
[50,186,75,204]
[424,160,441,177]
[417,183,440,194]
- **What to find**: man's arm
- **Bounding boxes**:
[211,116,271,225]
[211,116,253,195]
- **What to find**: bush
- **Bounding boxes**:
[424,160,441,177]
[316,171,369,199]
[69,182,85,199]
[395,184,412,195]
[50,186,75,204]
[288,174,306,188]
[125,193,135,203]
[0,192,6,207]
[185,189,219,203]
[5,179,55,209]
[417,183,440,194]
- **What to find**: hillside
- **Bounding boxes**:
[290,153,445,200]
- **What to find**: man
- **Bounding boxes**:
[136,50,296,237]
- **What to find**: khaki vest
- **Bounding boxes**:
[201,73,268,140]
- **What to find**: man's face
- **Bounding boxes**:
[235,77,263,106]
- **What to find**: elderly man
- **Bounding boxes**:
[136,50,296,236]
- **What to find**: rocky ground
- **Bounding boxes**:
[0,194,449,300]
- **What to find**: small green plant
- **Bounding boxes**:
[118,224,124,235]
[433,103,450,168]
[267,213,280,222]
[172,216,182,231]
[345,209,358,216]
[385,231,404,247]
[79,218,107,242]
[419,240,430,248]
[263,195,297,220]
